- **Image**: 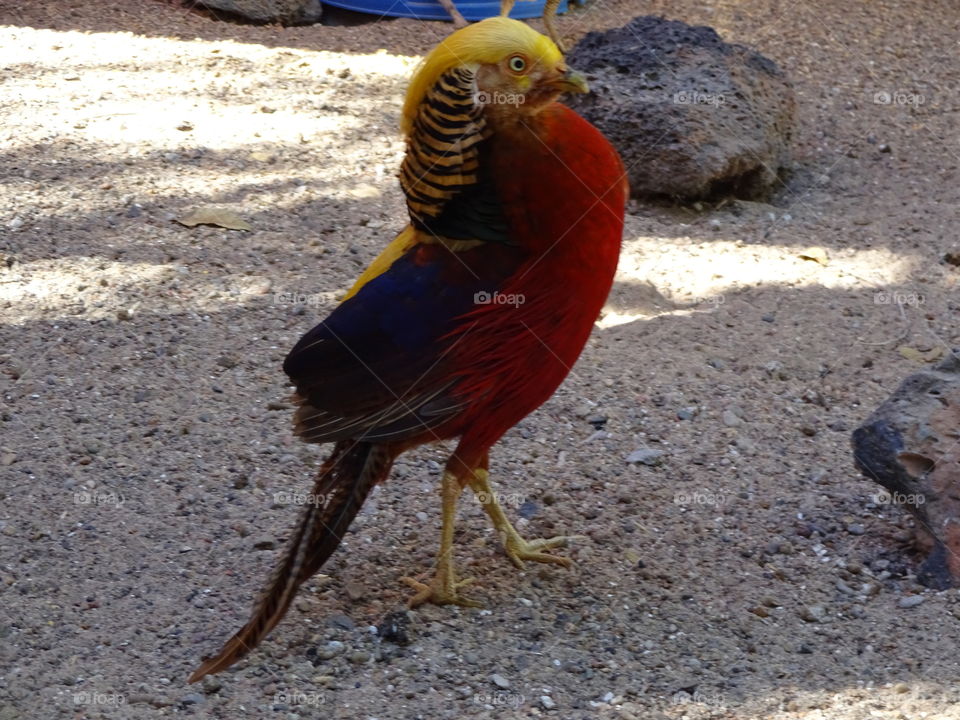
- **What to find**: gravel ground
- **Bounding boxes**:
[2,1,960,718]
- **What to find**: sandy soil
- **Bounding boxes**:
[2,0,959,718]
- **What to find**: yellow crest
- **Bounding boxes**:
[401,16,563,136]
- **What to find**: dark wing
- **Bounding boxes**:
[283,241,522,444]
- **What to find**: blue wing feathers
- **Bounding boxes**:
[282,241,525,444]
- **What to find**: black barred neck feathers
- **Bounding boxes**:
[400,67,487,226]
[398,18,569,231]
[400,17,562,138]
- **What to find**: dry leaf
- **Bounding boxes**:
[799,247,829,266]
[348,184,380,199]
[247,151,276,163]
[898,346,925,362]
[898,346,944,363]
[176,207,252,231]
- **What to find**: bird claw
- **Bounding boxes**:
[503,534,583,569]
[401,574,483,608]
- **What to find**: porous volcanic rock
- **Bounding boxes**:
[853,352,960,589]
[566,15,795,200]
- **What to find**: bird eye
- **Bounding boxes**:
[508,55,527,73]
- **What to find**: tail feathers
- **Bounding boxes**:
[189,441,393,683]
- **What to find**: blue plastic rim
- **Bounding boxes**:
[323,0,569,22]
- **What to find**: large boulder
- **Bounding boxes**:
[853,352,960,589]
[198,0,322,24]
[566,16,795,200]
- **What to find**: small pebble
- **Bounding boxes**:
[518,501,538,520]
[377,611,412,645]
[625,449,664,466]
[201,676,222,694]
[541,695,556,710]
[315,641,344,660]
[722,409,742,427]
[898,595,924,608]
[328,614,355,630]
[799,604,827,622]
[253,536,276,550]
[491,674,510,689]
[345,581,366,601]
[836,579,857,595]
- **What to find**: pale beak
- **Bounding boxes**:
[550,67,589,95]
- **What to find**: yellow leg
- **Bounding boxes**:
[502,0,564,50]
[438,0,468,27]
[542,0,564,51]
[469,469,578,569]
[401,470,481,607]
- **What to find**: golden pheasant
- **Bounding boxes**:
[190,16,626,682]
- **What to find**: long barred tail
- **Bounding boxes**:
[189,441,394,682]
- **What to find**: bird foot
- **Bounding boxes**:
[401,573,482,608]
[502,533,583,570]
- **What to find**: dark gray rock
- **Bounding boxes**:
[198,0,322,24]
[327,613,355,630]
[566,16,795,200]
[377,611,412,645]
[853,351,960,589]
